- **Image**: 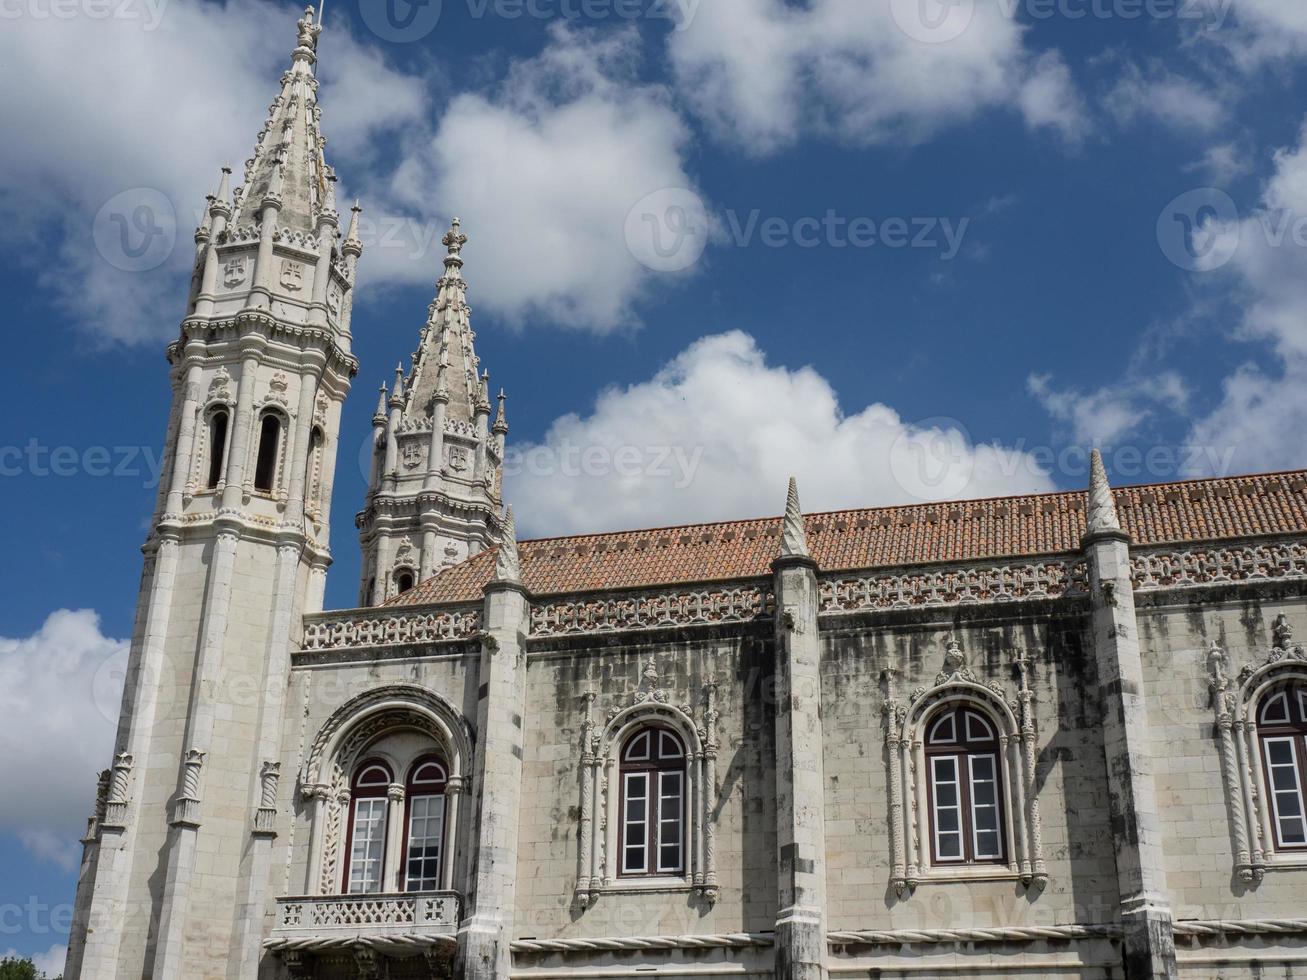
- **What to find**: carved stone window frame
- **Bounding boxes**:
[1208,618,1307,880]
[300,685,473,896]
[574,659,719,907]
[188,398,234,498]
[884,639,1047,895]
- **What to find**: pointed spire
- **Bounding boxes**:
[475,370,491,415]
[213,165,232,212]
[494,505,522,584]
[373,383,388,424]
[780,476,810,558]
[342,200,363,256]
[1085,448,1122,536]
[493,388,508,434]
[230,6,332,232]
[391,363,406,405]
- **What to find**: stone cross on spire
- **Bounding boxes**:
[1085,448,1123,537]
[779,476,810,558]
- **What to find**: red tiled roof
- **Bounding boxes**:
[389,470,1307,606]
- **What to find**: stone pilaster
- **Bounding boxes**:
[1082,451,1177,980]
[459,570,529,980]
[771,478,828,980]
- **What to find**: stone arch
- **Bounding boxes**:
[301,685,473,895]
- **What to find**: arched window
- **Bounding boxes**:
[206,409,229,490]
[253,413,281,493]
[395,570,415,595]
[925,706,1005,865]
[619,727,685,877]
[403,757,448,891]
[344,760,392,894]
[305,426,324,512]
[1258,684,1307,850]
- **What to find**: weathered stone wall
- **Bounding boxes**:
[1134,588,1307,921]
[513,629,777,941]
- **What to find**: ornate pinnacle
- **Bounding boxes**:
[475,370,491,415]
[1085,448,1122,536]
[494,505,522,584]
[390,364,406,405]
[212,165,233,214]
[443,217,467,257]
[493,388,508,434]
[343,200,363,256]
[779,476,810,558]
[295,4,322,55]
[373,383,388,424]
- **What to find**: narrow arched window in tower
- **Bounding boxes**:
[1259,685,1307,850]
[925,705,1006,865]
[305,426,324,512]
[403,757,448,891]
[206,409,229,489]
[253,413,281,493]
[396,570,415,595]
[619,727,685,876]
[344,760,393,894]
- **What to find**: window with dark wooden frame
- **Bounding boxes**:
[619,727,685,877]
[402,757,448,891]
[925,706,1005,866]
[343,760,392,894]
[1258,685,1307,850]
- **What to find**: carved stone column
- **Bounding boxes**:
[1083,451,1177,980]
[770,478,828,980]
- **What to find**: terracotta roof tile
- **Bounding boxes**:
[388,470,1307,606]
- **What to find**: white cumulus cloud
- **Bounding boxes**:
[506,331,1054,537]
[0,611,126,870]
[373,24,705,332]
[666,0,1085,155]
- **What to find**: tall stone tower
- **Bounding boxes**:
[65,8,362,978]
[356,219,506,605]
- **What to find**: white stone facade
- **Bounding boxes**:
[64,10,1307,980]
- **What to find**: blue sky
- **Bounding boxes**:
[3,0,1307,966]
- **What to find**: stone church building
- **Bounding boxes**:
[64,9,1307,980]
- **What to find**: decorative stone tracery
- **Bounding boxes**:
[1207,615,1307,880]
[301,685,472,896]
[574,656,720,906]
[884,637,1046,894]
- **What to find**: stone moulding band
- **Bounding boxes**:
[510,933,773,953]
[1172,918,1307,937]
[295,538,1307,649]
[300,605,481,651]
[827,924,1122,945]
[264,934,457,955]
[530,584,773,637]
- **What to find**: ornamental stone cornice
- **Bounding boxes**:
[174,312,358,378]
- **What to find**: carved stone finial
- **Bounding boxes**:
[1274,614,1294,650]
[779,476,810,558]
[493,505,521,584]
[1085,448,1122,536]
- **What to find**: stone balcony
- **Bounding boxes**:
[266,891,461,965]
